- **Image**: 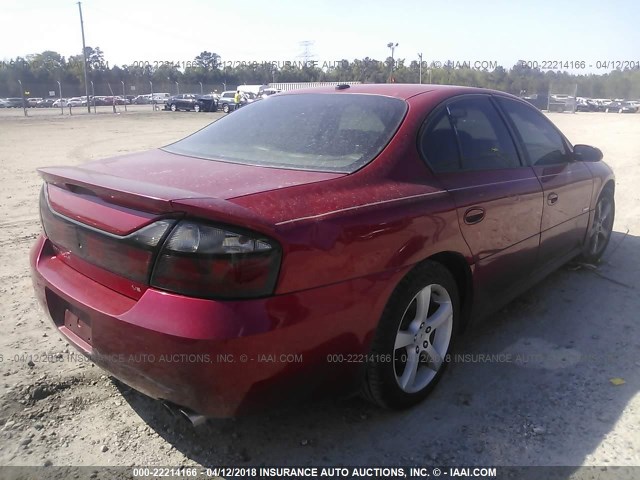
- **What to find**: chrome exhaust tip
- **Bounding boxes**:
[161,401,207,427]
[179,408,207,427]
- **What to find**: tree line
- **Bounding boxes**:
[1,48,640,99]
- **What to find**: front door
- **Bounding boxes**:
[494,97,594,267]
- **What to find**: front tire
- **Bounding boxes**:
[362,261,459,409]
[580,189,615,264]
[222,103,230,113]
[170,104,177,112]
[194,104,201,112]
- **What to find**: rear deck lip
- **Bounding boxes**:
[47,183,158,236]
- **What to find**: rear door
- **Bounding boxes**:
[420,94,543,309]
[494,97,593,267]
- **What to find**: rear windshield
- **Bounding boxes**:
[163,93,407,173]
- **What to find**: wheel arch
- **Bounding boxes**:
[397,251,473,334]
[601,179,615,197]
[428,251,473,332]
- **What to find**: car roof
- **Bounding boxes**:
[280,83,510,100]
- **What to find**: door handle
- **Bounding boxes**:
[464,207,485,225]
[547,192,559,205]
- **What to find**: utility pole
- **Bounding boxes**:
[57,80,63,115]
[18,80,27,117]
[77,2,91,113]
[418,53,423,84]
[387,42,398,82]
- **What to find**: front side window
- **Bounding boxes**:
[164,93,407,173]
[496,97,569,166]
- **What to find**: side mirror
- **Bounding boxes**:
[573,144,603,162]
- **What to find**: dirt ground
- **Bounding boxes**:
[0,108,638,470]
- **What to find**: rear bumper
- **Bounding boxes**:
[30,235,404,417]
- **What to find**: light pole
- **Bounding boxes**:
[57,80,63,115]
[199,81,203,94]
[418,53,423,84]
[18,79,27,117]
[387,42,398,82]
[149,80,154,111]
[77,2,91,113]
[175,81,179,95]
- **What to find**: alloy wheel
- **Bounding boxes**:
[393,284,453,393]
[588,196,614,257]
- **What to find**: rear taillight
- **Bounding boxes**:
[150,220,281,299]
[40,189,174,284]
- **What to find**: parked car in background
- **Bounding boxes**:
[52,98,69,108]
[5,97,25,108]
[197,94,219,111]
[218,90,242,113]
[604,101,638,113]
[0,98,10,108]
[165,94,217,112]
[30,84,615,419]
[27,97,43,107]
[67,97,87,107]
[151,93,170,105]
[91,96,107,106]
[576,98,599,112]
[134,95,151,104]
[36,98,56,108]
[258,87,281,99]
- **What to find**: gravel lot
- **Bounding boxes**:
[0,108,638,470]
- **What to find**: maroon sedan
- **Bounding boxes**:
[30,84,615,420]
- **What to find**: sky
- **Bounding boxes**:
[1,0,639,74]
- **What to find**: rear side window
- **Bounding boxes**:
[164,93,407,173]
[420,96,521,172]
[447,96,520,170]
[496,97,569,166]
[420,109,460,172]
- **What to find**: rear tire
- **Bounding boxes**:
[362,261,459,409]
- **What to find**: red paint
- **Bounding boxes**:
[30,84,615,417]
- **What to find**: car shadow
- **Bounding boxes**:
[117,230,639,471]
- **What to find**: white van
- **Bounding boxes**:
[151,93,170,104]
